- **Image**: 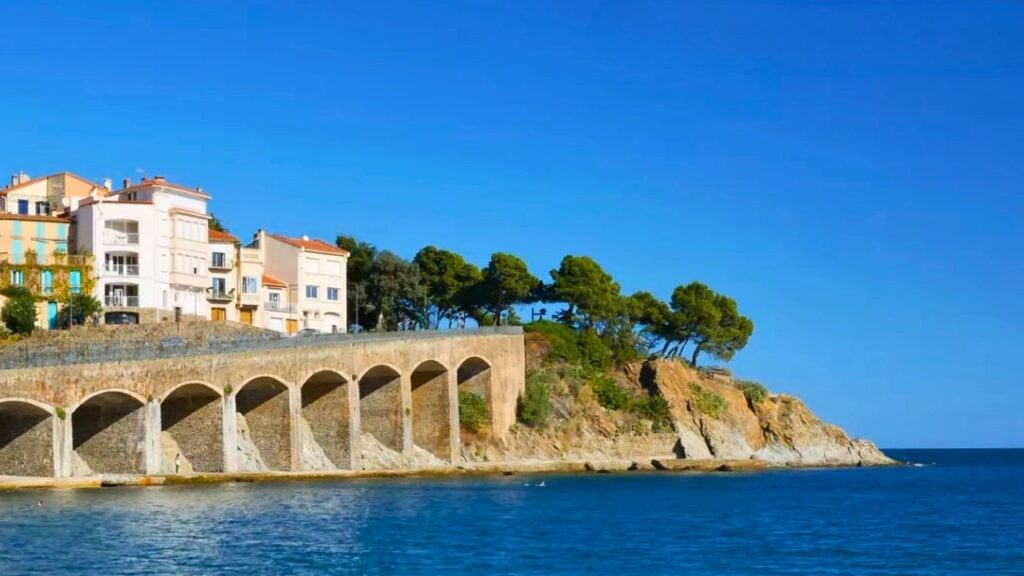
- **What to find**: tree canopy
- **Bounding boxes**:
[414,246,481,328]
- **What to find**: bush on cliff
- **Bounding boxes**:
[738,380,769,406]
[525,320,581,364]
[1,287,37,336]
[518,369,552,428]
[633,394,674,432]
[458,391,491,433]
[591,374,632,411]
[689,382,728,419]
[578,328,613,369]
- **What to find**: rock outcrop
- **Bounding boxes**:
[466,343,892,467]
[640,359,892,466]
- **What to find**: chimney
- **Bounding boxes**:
[10,171,29,186]
[122,178,131,190]
[103,178,112,191]
[154,175,166,183]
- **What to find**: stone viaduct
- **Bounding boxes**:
[0,328,525,478]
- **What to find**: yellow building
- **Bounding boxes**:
[0,214,94,330]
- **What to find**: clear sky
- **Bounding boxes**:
[1,1,1021,448]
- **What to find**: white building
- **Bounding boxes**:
[75,176,211,324]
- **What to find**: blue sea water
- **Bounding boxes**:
[0,449,1021,575]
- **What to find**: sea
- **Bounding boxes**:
[0,449,1021,575]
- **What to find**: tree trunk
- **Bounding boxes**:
[690,343,703,367]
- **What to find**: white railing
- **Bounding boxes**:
[104,295,139,307]
[265,300,296,313]
[104,264,139,276]
[105,233,139,246]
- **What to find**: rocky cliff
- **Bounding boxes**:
[464,335,891,467]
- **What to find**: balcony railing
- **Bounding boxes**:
[104,295,139,307]
[104,264,139,277]
[209,258,234,270]
[105,233,139,246]
[265,300,296,313]
[238,292,260,306]
[207,290,234,302]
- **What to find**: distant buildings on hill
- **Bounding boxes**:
[0,170,348,334]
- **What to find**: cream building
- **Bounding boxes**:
[250,230,348,333]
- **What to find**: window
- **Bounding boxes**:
[327,287,339,301]
[41,270,54,294]
[69,270,82,294]
[35,201,50,216]
[268,292,280,303]
[305,285,319,299]
[10,270,24,286]
[211,277,227,295]
[305,257,320,274]
[212,252,226,268]
[242,276,258,294]
[17,199,28,215]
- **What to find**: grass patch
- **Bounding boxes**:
[591,374,632,410]
[689,382,729,419]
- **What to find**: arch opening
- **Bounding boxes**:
[72,391,145,475]
[0,400,54,477]
[301,371,350,470]
[411,360,450,461]
[235,377,291,472]
[161,384,223,473]
[358,365,403,454]
[457,357,493,440]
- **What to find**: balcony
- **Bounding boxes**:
[104,233,139,246]
[238,292,260,307]
[105,295,139,307]
[240,247,261,263]
[265,300,296,313]
[207,289,234,302]
[104,264,139,277]
[209,257,234,271]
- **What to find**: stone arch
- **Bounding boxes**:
[300,369,351,470]
[358,364,403,454]
[234,375,292,472]
[160,382,223,473]
[71,390,146,475]
[0,398,56,477]
[410,359,450,461]
[456,356,493,440]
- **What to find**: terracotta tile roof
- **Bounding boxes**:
[261,273,288,288]
[0,213,71,223]
[268,233,349,256]
[208,229,238,243]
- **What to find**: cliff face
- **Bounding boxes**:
[638,359,891,466]
[466,337,891,467]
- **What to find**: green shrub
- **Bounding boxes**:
[738,380,769,405]
[458,391,491,433]
[578,328,612,369]
[591,374,632,411]
[689,382,728,419]
[518,369,553,427]
[633,394,673,432]
[525,320,581,364]
[1,287,37,336]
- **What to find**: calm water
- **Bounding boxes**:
[1,449,1021,575]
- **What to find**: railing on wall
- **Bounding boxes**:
[0,326,524,370]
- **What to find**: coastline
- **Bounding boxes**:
[0,457,901,491]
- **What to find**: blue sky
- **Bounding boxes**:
[1,1,1021,448]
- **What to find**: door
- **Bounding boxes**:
[240,309,253,324]
[286,319,298,335]
[269,317,284,333]
[211,307,226,321]
[47,301,58,329]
